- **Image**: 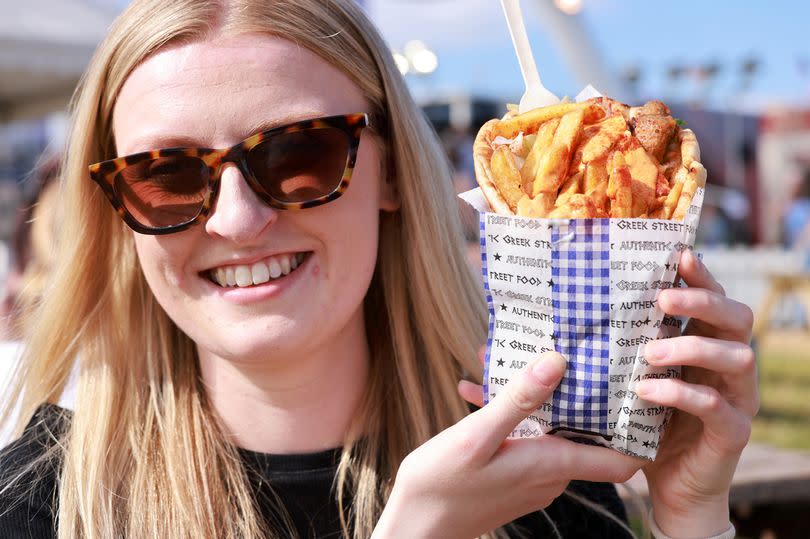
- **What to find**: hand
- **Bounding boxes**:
[640,249,758,538]
[372,351,644,539]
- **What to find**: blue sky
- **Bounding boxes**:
[366,0,808,112]
[106,0,807,112]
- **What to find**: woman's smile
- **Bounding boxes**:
[201,251,314,305]
[206,251,309,288]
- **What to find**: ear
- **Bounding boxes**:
[378,176,400,212]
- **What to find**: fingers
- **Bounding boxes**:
[645,336,753,375]
[478,345,486,366]
[495,435,644,484]
[661,250,754,342]
[636,378,751,455]
[678,249,725,296]
[458,379,484,408]
[469,352,566,456]
[644,336,758,416]
[657,287,754,342]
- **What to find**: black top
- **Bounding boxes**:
[0,405,630,538]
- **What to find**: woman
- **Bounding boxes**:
[0,1,757,538]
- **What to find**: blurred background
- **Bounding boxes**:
[1,0,808,536]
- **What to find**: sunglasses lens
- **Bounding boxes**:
[246,126,350,203]
[114,154,209,228]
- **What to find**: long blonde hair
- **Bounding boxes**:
[2,1,495,537]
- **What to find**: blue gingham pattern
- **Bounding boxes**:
[480,215,494,404]
[551,219,611,436]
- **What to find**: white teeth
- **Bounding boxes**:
[235,266,252,287]
[251,262,270,285]
[210,252,307,288]
[268,258,282,279]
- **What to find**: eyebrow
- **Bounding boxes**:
[122,111,326,155]
[240,111,327,141]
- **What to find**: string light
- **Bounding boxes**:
[392,40,439,76]
[554,0,582,15]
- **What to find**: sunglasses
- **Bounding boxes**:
[88,113,369,235]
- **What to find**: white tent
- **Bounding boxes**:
[0,0,116,122]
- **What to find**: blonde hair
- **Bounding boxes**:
[2,0,500,537]
[1,155,61,339]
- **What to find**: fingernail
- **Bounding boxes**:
[635,380,654,398]
[531,352,567,386]
[644,340,670,362]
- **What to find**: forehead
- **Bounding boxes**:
[112,33,367,154]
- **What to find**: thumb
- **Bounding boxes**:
[475,351,567,456]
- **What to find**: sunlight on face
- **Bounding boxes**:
[113,34,394,366]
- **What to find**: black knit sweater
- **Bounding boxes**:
[0,405,631,538]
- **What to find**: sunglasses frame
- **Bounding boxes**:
[88,112,369,235]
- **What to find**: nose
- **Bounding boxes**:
[204,163,278,242]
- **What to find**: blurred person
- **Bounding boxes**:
[0,154,76,447]
[0,1,756,538]
[0,154,60,341]
[783,168,810,249]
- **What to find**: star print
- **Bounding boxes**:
[500,303,507,311]
[551,333,558,342]
[547,279,554,287]
[664,263,671,271]
[547,224,554,230]
[642,440,651,448]
[497,358,505,367]
[643,317,651,325]
[494,253,502,261]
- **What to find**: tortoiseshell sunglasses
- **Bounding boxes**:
[88,113,369,235]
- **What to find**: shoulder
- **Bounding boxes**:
[510,481,631,538]
[0,404,71,539]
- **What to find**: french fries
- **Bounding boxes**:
[532,108,585,197]
[493,102,586,139]
[490,146,526,212]
[474,96,704,221]
[521,118,560,195]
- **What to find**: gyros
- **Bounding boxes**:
[473,97,706,220]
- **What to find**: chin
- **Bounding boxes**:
[193,324,307,364]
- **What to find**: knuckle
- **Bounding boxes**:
[731,417,753,452]
[707,289,725,310]
[507,383,542,414]
[737,345,757,374]
[738,303,755,331]
[681,335,704,355]
[703,387,724,414]
[506,376,543,415]
[546,440,575,480]
[750,393,761,417]
[452,430,482,460]
[396,451,421,483]
[611,463,638,484]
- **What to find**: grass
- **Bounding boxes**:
[751,333,810,450]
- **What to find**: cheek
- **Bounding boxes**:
[308,176,382,310]
[133,235,192,290]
